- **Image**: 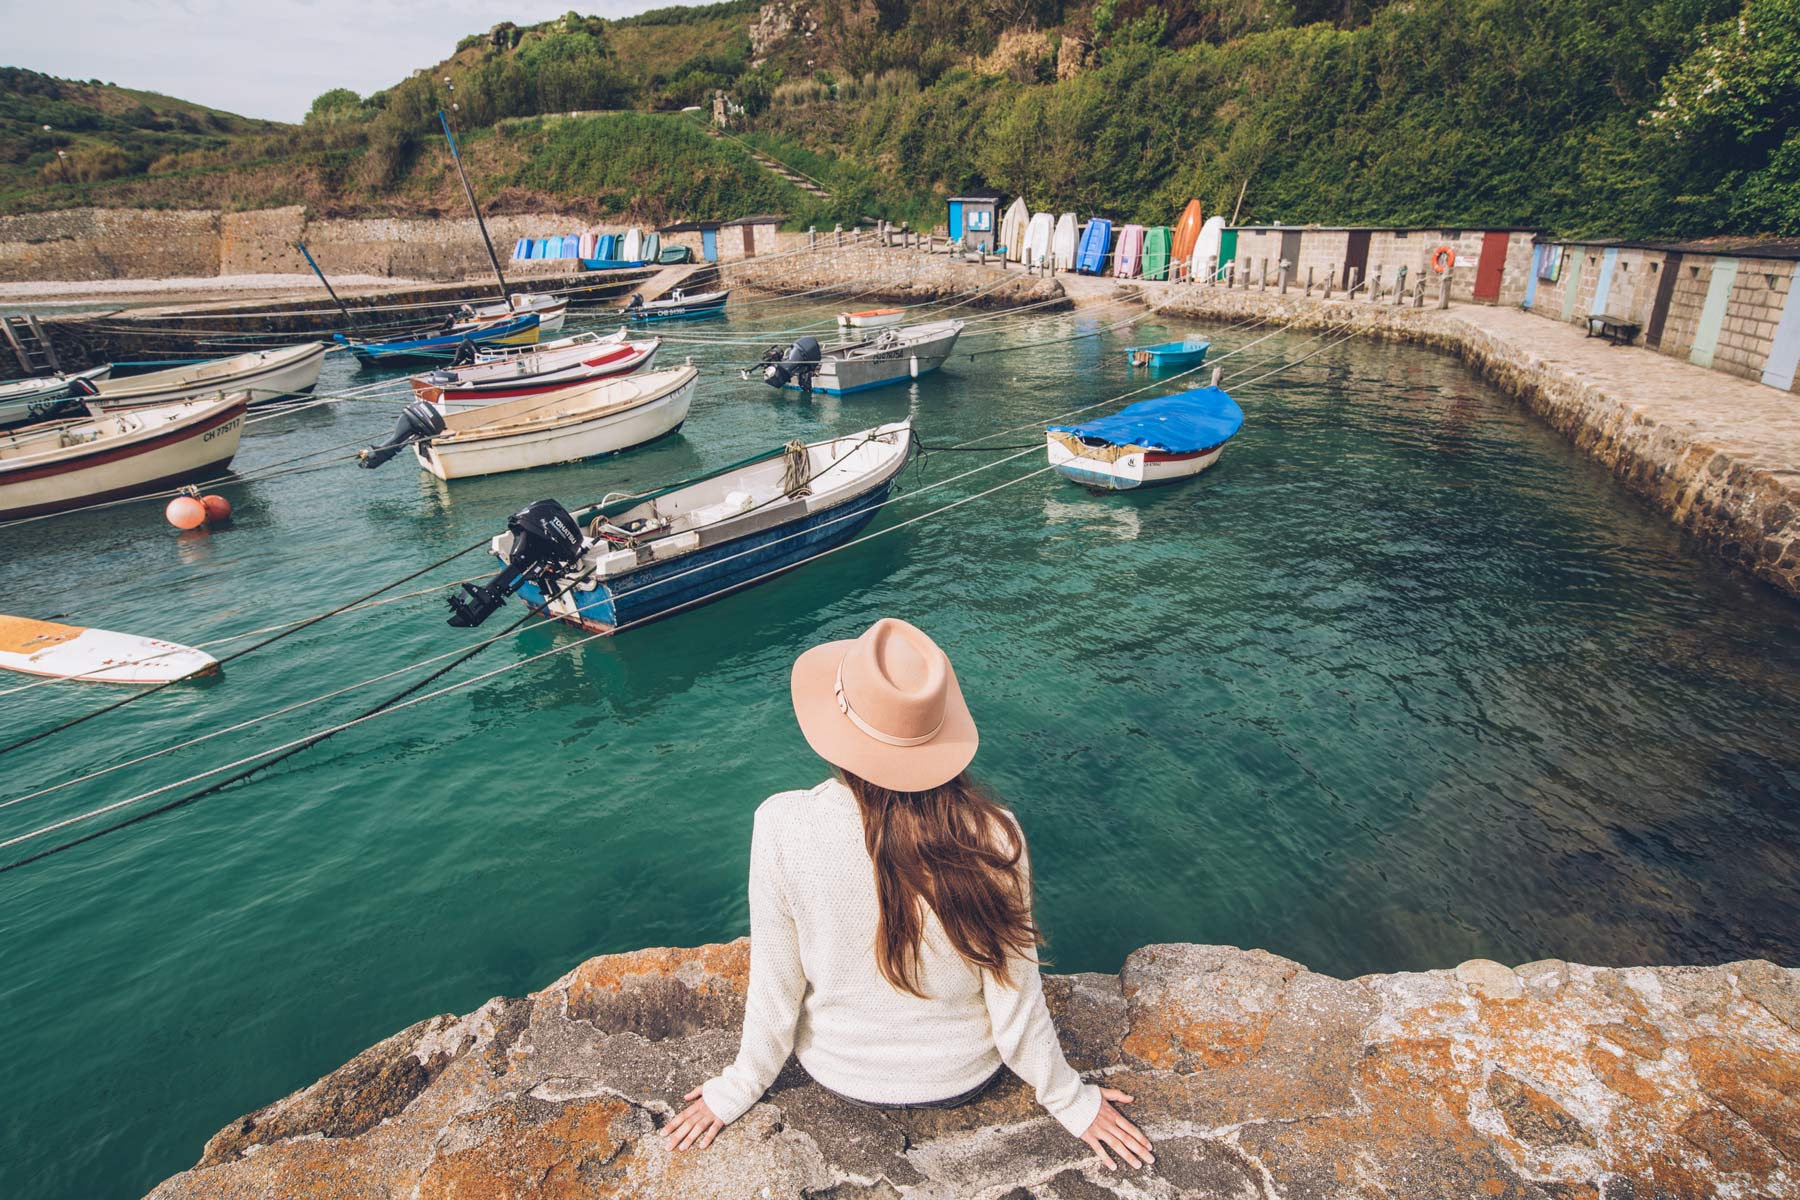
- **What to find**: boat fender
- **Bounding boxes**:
[1432,246,1455,274]
[359,400,447,468]
[762,336,822,393]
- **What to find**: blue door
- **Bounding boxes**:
[948,201,964,241]
[701,229,718,263]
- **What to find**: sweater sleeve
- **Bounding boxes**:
[982,832,1103,1137]
[701,803,806,1124]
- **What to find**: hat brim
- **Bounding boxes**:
[791,639,979,792]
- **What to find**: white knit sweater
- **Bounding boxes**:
[701,778,1102,1137]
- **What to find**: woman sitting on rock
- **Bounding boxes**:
[663,618,1153,1171]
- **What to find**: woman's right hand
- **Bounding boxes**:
[1081,1088,1154,1170]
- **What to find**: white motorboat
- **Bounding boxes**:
[411,335,660,408]
[88,344,326,410]
[0,393,247,518]
[758,320,964,395]
[0,364,113,428]
[361,365,697,481]
[461,291,568,335]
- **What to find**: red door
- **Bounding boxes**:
[1473,232,1510,302]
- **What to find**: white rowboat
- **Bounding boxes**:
[0,393,247,518]
[88,344,326,410]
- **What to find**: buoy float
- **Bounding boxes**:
[200,494,232,522]
[1432,245,1456,274]
[165,495,206,530]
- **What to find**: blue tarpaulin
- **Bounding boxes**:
[1048,386,1243,452]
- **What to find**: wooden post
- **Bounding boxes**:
[1370,267,1382,302]
[1437,275,1451,309]
[1279,260,1290,294]
[1305,265,1314,297]
[834,224,843,247]
[978,246,987,267]
[1256,257,1266,290]
[1205,256,1217,286]
[808,226,817,250]
[1346,266,1359,296]
[1413,277,1426,308]
[1323,268,1334,299]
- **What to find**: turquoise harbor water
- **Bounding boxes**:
[3,300,1799,1198]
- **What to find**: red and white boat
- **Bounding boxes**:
[0,393,247,519]
[458,292,568,336]
[410,333,661,408]
[838,307,906,330]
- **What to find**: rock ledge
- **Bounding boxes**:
[148,942,1800,1199]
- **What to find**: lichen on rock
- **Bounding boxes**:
[148,941,1800,1199]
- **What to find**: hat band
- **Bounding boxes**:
[835,665,944,748]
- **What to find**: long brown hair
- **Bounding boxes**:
[842,770,1040,998]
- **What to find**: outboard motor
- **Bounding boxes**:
[446,499,587,628]
[68,375,101,398]
[358,400,446,468]
[761,336,822,394]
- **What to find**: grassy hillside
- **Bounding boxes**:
[3,0,1795,238]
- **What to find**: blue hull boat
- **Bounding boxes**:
[625,289,729,322]
[335,312,541,368]
[1076,218,1113,274]
[581,258,650,271]
[1046,384,1242,491]
[504,419,913,633]
[1128,338,1210,369]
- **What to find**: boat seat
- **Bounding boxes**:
[687,490,758,529]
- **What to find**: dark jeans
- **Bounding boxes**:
[813,1067,1004,1111]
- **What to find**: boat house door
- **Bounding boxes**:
[1645,252,1682,348]
[1473,231,1510,302]
[700,228,718,262]
[1344,230,1371,286]
[1279,229,1302,275]
[948,201,964,241]
[1218,228,1239,279]
[741,224,756,258]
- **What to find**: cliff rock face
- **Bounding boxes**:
[148,942,1800,1198]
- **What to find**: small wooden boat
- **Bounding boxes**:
[411,335,660,407]
[0,393,247,518]
[582,255,649,270]
[643,232,662,262]
[838,308,905,330]
[88,344,324,410]
[621,229,644,261]
[1170,200,1204,279]
[334,312,540,367]
[758,320,964,395]
[1076,219,1112,274]
[461,292,568,335]
[1115,224,1145,279]
[1000,198,1029,262]
[1046,384,1243,491]
[446,419,914,633]
[0,613,217,684]
[361,365,697,481]
[1023,212,1055,267]
[1127,338,1210,369]
[1142,226,1173,280]
[1051,213,1078,271]
[1,365,113,428]
[624,289,728,322]
[476,329,627,361]
[659,244,694,265]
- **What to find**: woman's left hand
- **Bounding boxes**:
[664,1087,724,1152]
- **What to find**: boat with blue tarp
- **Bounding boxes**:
[442,419,914,633]
[1045,384,1243,490]
[334,312,541,368]
[1127,338,1210,369]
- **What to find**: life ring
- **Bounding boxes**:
[1431,246,1455,274]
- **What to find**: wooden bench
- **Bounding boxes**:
[1586,313,1641,345]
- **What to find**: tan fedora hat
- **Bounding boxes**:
[791,618,978,792]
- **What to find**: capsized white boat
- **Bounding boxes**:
[88,344,326,410]
[0,613,217,684]
[837,308,906,329]
[360,365,698,481]
[1022,212,1054,267]
[0,393,248,519]
[1000,198,1030,263]
[1051,213,1078,271]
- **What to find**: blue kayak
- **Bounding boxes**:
[1128,338,1211,368]
[334,312,541,368]
[1076,219,1113,274]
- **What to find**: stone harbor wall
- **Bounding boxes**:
[146,939,1800,1199]
[728,241,1072,310]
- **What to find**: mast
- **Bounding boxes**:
[295,242,355,329]
[438,109,510,303]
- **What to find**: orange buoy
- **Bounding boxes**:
[200,494,232,522]
[165,495,206,530]
[1432,245,1456,274]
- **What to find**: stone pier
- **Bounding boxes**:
[146,940,1800,1199]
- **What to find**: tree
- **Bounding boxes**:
[306,88,364,124]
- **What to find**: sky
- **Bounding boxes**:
[4,1,692,123]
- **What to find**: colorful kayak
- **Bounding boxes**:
[0,613,217,684]
[1114,224,1145,279]
[1076,219,1113,274]
[1170,200,1204,279]
[1142,227,1173,280]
